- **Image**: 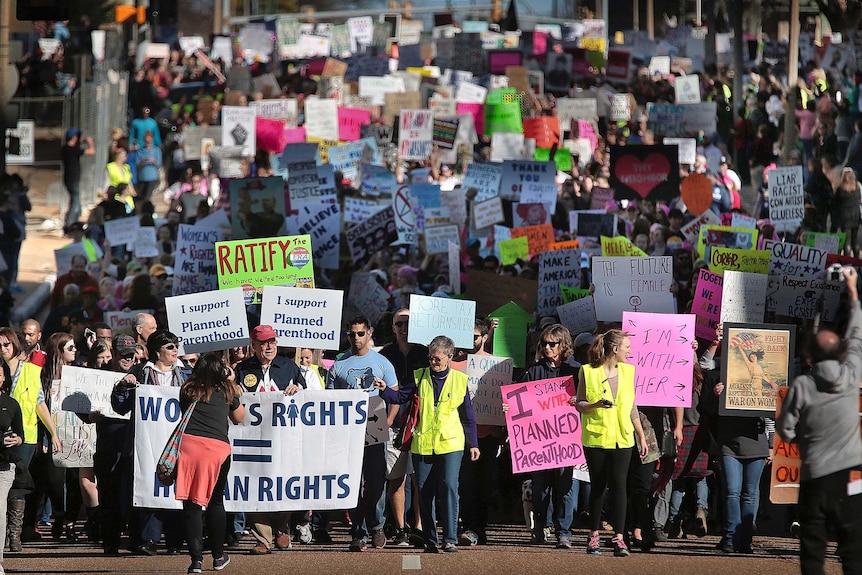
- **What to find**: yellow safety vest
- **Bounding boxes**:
[412,368,467,456]
[12,362,43,445]
[579,363,636,449]
[106,162,132,187]
[82,238,98,262]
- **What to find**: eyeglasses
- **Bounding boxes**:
[474,334,483,340]
[347,331,367,338]
[541,340,561,348]
[393,321,408,328]
[428,355,449,363]
[64,344,77,352]
[0,342,12,348]
[161,344,178,351]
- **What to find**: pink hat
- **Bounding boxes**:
[252,325,278,342]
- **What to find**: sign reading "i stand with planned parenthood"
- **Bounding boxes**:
[133,387,367,512]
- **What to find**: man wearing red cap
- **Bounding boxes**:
[235,324,303,554]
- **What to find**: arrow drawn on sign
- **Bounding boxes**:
[676,336,688,343]
[676,358,689,365]
[675,382,686,390]
[627,319,638,328]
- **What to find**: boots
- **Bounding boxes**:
[8,498,26,552]
[695,507,708,537]
[85,506,101,542]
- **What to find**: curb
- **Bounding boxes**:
[11,277,55,327]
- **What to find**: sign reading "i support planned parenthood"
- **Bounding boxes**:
[133,387,367,512]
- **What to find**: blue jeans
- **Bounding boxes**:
[351,443,387,541]
[531,466,577,539]
[669,476,709,521]
[65,179,81,228]
[413,450,463,547]
[721,456,766,550]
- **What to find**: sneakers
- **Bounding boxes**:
[790,521,801,538]
[424,544,439,553]
[653,525,668,542]
[136,541,158,556]
[586,533,601,555]
[612,537,629,557]
[556,536,572,549]
[393,527,410,547]
[371,528,386,549]
[410,528,425,548]
[459,530,478,546]
[349,539,368,552]
[213,553,231,571]
[187,560,203,574]
[442,542,458,553]
[296,523,313,545]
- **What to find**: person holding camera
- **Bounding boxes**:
[574,329,648,557]
[777,266,862,574]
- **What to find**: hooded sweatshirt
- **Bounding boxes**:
[777,301,862,481]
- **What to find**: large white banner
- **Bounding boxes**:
[134,387,367,512]
[165,288,250,354]
[259,286,344,350]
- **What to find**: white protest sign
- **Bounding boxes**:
[681,209,720,246]
[768,166,805,232]
[465,354,511,425]
[58,365,130,419]
[472,196,506,229]
[455,81,487,104]
[766,275,841,321]
[348,272,389,327]
[105,309,152,336]
[674,74,701,103]
[556,98,598,129]
[520,182,557,209]
[343,197,385,223]
[463,163,503,203]
[5,120,35,166]
[173,224,224,295]
[104,217,140,247]
[347,16,374,52]
[292,200,341,271]
[649,55,671,75]
[762,239,828,277]
[134,387,366,511]
[259,286,344,350]
[51,380,95,468]
[408,294,476,348]
[663,137,697,165]
[538,249,583,317]
[557,297,597,336]
[165,288,249,354]
[221,106,257,157]
[359,75,406,106]
[132,226,159,259]
[251,99,296,121]
[491,133,526,162]
[591,256,675,321]
[731,212,758,230]
[424,224,460,255]
[398,109,434,161]
[304,99,339,141]
[610,93,631,122]
[365,396,389,446]
[448,241,461,294]
[392,185,417,245]
[720,270,767,323]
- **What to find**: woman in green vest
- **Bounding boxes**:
[376,335,479,553]
[574,329,647,557]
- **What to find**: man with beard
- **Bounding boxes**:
[50,254,99,310]
[380,309,429,546]
[20,319,46,367]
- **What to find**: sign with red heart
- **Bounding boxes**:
[609,145,680,202]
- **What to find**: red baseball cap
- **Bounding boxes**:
[251,325,278,342]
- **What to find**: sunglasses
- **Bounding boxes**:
[347,331,366,338]
[428,355,449,363]
[64,344,77,351]
[161,344,178,351]
[474,334,483,340]
[541,340,561,348]
[0,342,12,348]
[393,321,408,328]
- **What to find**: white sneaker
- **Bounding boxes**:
[296,523,313,544]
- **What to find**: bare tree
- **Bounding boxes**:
[812,0,862,38]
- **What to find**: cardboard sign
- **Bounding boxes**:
[165,288,250,354]
[221,106,257,157]
[133,227,159,259]
[259,286,344,350]
[465,270,538,317]
[768,166,805,232]
[408,294,476,348]
[466,354,512,425]
[692,268,723,340]
[622,312,696,407]
[720,271,768,324]
[591,256,675,322]
[770,387,800,504]
[609,145,680,202]
[502,377,585,473]
[472,196,505,229]
[105,309,152,336]
[537,249,583,317]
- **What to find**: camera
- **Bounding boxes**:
[601,399,614,408]
[828,263,844,282]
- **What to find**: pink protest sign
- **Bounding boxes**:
[457,102,484,137]
[622,311,695,408]
[256,117,287,153]
[502,376,585,474]
[692,268,723,340]
[337,107,371,142]
[284,127,307,144]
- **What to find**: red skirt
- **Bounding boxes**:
[672,425,711,479]
[174,434,231,508]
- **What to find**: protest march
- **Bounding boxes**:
[4,3,862,574]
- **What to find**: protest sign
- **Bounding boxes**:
[221,106,257,157]
[674,74,701,103]
[345,206,398,267]
[448,241,461,295]
[502,377,585,473]
[610,93,631,121]
[708,247,771,276]
[184,126,222,160]
[347,272,389,327]
[600,235,647,257]
[766,275,841,321]
[692,268,723,340]
[398,109,434,160]
[384,91,423,125]
[491,133,527,162]
[499,236,529,265]
[763,239,827,277]
[229,177,288,240]
[424,224,460,255]
[537,249,582,317]
[770,387,800,504]
[556,297,597,336]
[721,324,794,416]
[259,286,344,350]
[488,301,533,368]
[343,197,385,223]
[173,224,223,295]
[556,98,598,128]
[509,223,555,256]
[484,88,523,135]
[104,218,140,247]
[622,312,695,407]
[680,209,721,248]
[165,288,250,354]
[338,107,371,141]
[58,365,130,419]
[551,240,582,253]
[646,102,717,136]
[216,234,314,303]
[289,197,341,271]
[591,256,675,321]
[466,354,512,425]
[440,188,468,230]
[522,117,560,148]
[433,118,459,149]
[720,270,767,324]
[700,225,758,261]
[304,99,339,141]
[132,227,159,259]
[560,285,591,304]
[105,309,152,336]
[730,212,757,230]
[364,396,389,447]
[133,387,366,511]
[570,212,616,238]
[609,145,680,202]
[805,232,845,254]
[51,380,94,468]
[392,185,417,245]
[663,137,697,165]
[465,271,538,317]
[408,295,476,348]
[768,166,804,232]
[251,99,297,124]
[472,196,505,229]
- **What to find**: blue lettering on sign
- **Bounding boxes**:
[139,396,181,422]
[226,476,250,501]
[153,472,176,495]
[240,475,352,502]
[249,403,262,426]
[272,402,287,426]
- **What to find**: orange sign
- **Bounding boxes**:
[681,173,713,216]
[510,223,555,256]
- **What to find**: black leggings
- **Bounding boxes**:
[584,446,633,534]
[183,457,230,562]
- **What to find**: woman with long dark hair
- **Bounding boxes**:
[176,353,244,574]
